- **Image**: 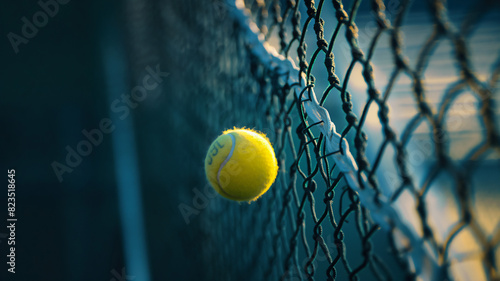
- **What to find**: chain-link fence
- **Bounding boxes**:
[167,0,500,280]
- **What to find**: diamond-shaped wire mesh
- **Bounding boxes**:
[173,0,500,280]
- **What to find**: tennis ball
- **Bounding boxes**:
[205,128,278,202]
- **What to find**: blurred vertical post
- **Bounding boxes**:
[100,20,151,281]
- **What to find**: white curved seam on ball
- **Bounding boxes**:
[217,133,236,190]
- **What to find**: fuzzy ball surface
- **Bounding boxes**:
[204,128,278,202]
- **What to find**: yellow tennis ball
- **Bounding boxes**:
[205,128,278,202]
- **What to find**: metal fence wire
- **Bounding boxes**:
[184,0,500,280]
